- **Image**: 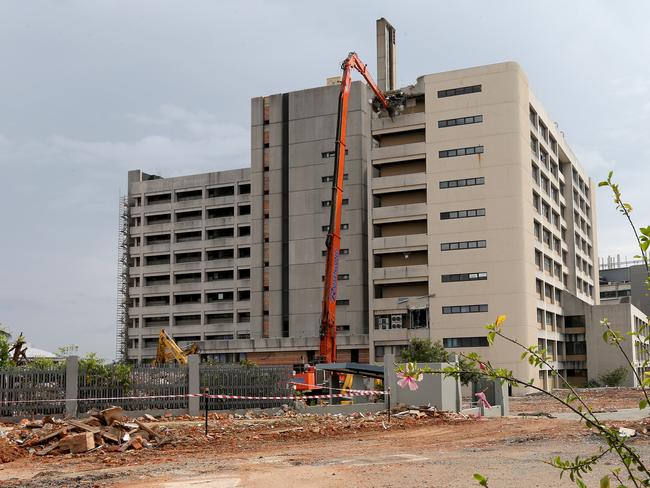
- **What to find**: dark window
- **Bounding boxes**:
[206,270,234,281]
[206,248,234,260]
[322,223,349,231]
[322,149,348,158]
[440,208,486,220]
[146,213,171,225]
[322,174,349,183]
[175,231,202,243]
[322,249,349,256]
[207,206,235,219]
[175,251,201,264]
[238,204,251,216]
[441,272,487,282]
[145,233,171,245]
[238,268,250,279]
[175,210,202,222]
[322,199,348,207]
[442,304,488,314]
[439,177,485,189]
[175,189,202,202]
[238,226,251,236]
[440,240,487,251]
[207,186,235,198]
[207,227,234,239]
[443,337,489,348]
[174,293,201,305]
[238,247,251,258]
[438,115,483,128]
[174,272,201,284]
[438,84,482,98]
[238,183,251,195]
[145,193,171,205]
[336,299,350,305]
[439,146,484,158]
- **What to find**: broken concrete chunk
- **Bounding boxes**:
[60,432,95,454]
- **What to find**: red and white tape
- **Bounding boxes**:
[0,388,387,406]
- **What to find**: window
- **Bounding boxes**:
[532,163,539,183]
[440,208,485,220]
[322,249,349,256]
[442,304,488,314]
[438,84,482,98]
[441,272,487,282]
[321,149,348,158]
[535,249,542,270]
[322,199,349,207]
[207,186,234,198]
[534,221,541,240]
[443,337,489,348]
[322,174,349,182]
[543,228,552,246]
[439,146,484,158]
[322,223,349,231]
[439,176,485,189]
[336,299,350,305]
[441,240,487,251]
[438,115,483,128]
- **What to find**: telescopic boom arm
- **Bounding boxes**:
[319,53,392,363]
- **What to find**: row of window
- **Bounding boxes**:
[442,304,488,314]
[440,240,486,251]
[438,114,483,128]
[130,247,251,267]
[322,173,349,183]
[322,223,349,231]
[441,272,487,283]
[439,145,484,158]
[130,290,251,307]
[443,336,488,348]
[134,184,251,207]
[438,84,482,98]
[439,177,485,189]
[322,249,349,256]
[440,208,485,220]
[130,269,250,287]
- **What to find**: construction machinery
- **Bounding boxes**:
[293,52,400,398]
[318,52,399,364]
[154,329,199,365]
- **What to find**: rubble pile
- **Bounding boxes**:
[1,407,164,458]
[0,404,474,461]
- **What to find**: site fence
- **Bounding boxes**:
[0,356,294,421]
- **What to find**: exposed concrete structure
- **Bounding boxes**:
[599,260,650,316]
[125,169,253,362]
[249,83,372,365]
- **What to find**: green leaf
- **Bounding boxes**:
[600,475,610,488]
[576,478,587,488]
[473,473,488,487]
[640,399,648,410]
[598,181,609,187]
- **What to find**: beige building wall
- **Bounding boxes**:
[368,62,599,391]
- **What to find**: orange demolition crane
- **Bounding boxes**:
[318,52,398,364]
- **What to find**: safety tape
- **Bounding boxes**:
[289,382,384,395]
[0,389,387,406]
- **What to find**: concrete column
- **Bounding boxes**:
[65,356,79,418]
[376,18,397,92]
[188,354,200,416]
[383,353,397,408]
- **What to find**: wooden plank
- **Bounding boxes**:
[67,419,100,434]
[36,441,60,456]
[24,428,67,447]
[135,419,160,440]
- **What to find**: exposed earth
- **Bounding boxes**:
[0,388,649,487]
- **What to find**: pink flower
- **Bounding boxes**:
[397,372,423,391]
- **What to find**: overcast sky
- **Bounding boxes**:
[1,1,648,360]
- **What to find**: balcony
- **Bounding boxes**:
[373,173,426,193]
[372,233,428,252]
[372,202,427,223]
[372,142,426,163]
[372,264,429,282]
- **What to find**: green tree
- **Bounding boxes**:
[400,338,481,386]
[598,366,629,387]
[401,338,448,362]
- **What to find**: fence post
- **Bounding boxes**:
[383,353,396,410]
[65,356,79,418]
[188,355,200,416]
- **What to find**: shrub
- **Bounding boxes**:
[598,366,629,387]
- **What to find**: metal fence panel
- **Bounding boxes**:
[77,364,188,413]
[0,367,66,417]
[200,364,292,410]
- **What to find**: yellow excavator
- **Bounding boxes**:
[154,329,199,365]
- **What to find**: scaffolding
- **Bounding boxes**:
[115,194,130,362]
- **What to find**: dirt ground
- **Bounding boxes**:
[2,411,650,488]
[509,387,646,414]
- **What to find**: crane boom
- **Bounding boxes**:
[319,53,392,364]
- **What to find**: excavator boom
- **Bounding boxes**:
[319,53,392,364]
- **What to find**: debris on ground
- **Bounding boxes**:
[0,404,476,461]
[509,387,645,414]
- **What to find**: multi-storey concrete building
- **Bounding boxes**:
[367,62,600,389]
[125,169,253,362]
[122,20,644,389]
[599,259,650,316]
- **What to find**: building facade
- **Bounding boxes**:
[599,259,650,316]
[367,62,600,389]
[125,169,253,362]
